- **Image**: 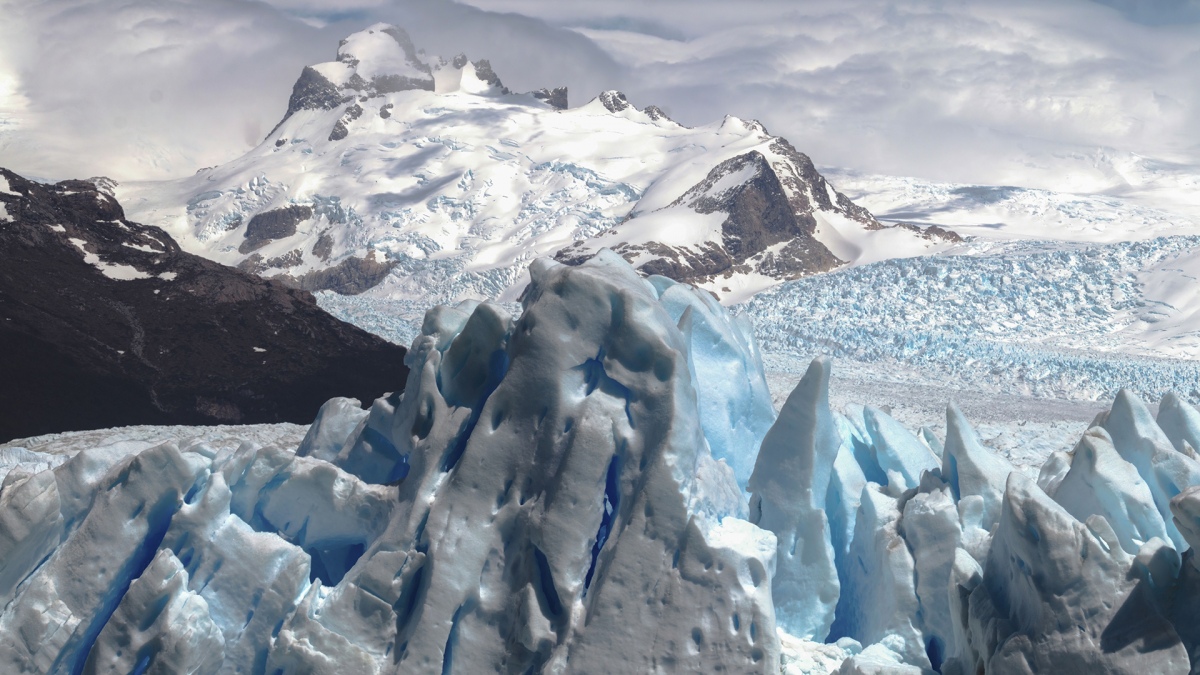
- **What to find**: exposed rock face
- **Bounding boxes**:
[532,87,568,110]
[598,90,632,113]
[268,66,349,138]
[239,205,313,253]
[471,59,509,93]
[657,150,843,282]
[0,168,408,442]
[895,222,964,243]
[558,139,876,286]
[642,105,671,122]
[284,252,398,295]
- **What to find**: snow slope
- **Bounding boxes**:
[826,167,1200,243]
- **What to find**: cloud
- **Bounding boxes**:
[0,0,333,180]
[1089,0,1200,25]
[1,0,1197,196]
[0,0,622,181]
[462,0,1200,193]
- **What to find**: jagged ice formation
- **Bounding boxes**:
[2,251,1200,673]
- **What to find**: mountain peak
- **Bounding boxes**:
[598,90,631,113]
[268,23,571,140]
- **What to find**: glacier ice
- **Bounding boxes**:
[1100,389,1200,551]
[959,473,1189,673]
[941,402,1014,531]
[861,406,939,492]
[828,483,928,668]
[3,250,1200,673]
[1159,391,1200,457]
[649,274,777,489]
[1048,427,1169,555]
[748,357,840,640]
[754,352,1200,672]
[0,250,787,673]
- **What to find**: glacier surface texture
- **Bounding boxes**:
[2,252,1200,674]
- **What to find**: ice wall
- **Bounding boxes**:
[755,358,1200,674]
[649,274,777,488]
[0,250,780,674]
[748,357,840,639]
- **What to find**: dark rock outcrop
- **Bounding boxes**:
[532,87,568,110]
[598,90,632,113]
[267,66,348,138]
[0,168,408,443]
[471,59,509,93]
[642,105,671,122]
[558,149,847,285]
[895,222,964,243]
[283,252,397,295]
[556,135,894,288]
[239,205,313,254]
[370,73,434,95]
[312,230,335,261]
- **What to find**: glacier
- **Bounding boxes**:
[2,251,1200,673]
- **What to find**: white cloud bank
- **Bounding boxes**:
[0,0,619,181]
[497,0,1200,196]
[0,0,1197,201]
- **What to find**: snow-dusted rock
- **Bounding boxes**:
[749,357,840,640]
[119,24,939,311]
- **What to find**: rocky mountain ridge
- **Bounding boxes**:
[0,168,408,441]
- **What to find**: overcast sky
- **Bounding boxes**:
[1,0,1197,194]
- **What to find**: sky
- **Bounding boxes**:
[1,0,1198,196]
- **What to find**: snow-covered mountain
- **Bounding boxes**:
[117,23,953,306]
